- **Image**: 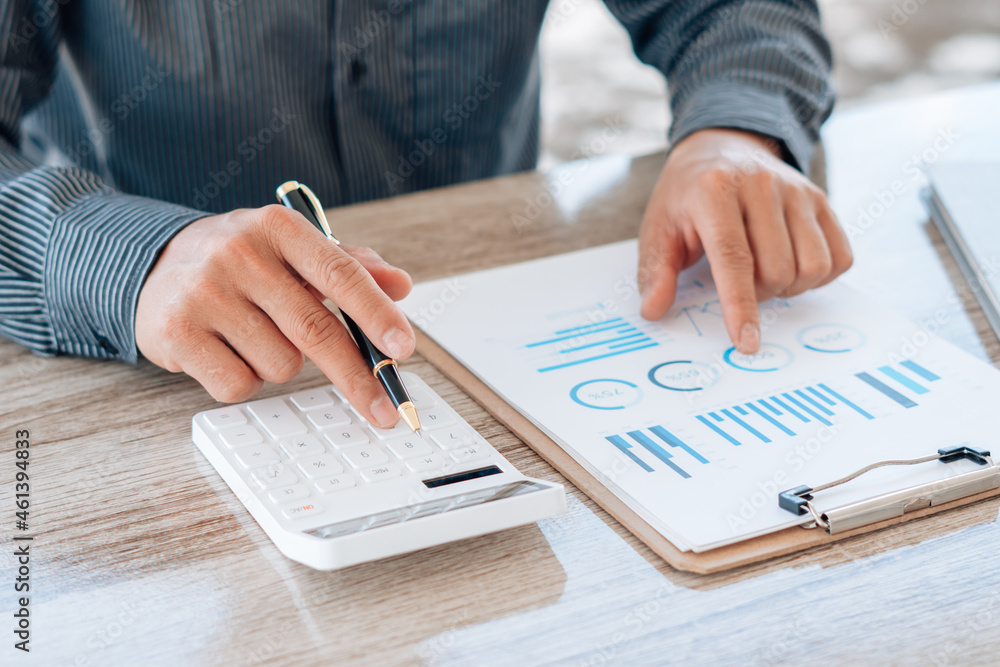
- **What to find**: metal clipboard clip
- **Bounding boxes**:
[778,444,1000,534]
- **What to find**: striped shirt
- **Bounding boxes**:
[0,0,833,362]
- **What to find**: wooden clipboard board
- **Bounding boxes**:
[416,329,1000,574]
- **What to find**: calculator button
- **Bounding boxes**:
[289,389,336,411]
[405,454,447,473]
[407,388,436,409]
[219,425,264,449]
[267,483,310,504]
[307,408,352,430]
[368,421,412,440]
[204,406,246,429]
[343,445,390,469]
[324,425,371,449]
[430,428,476,451]
[451,445,490,463]
[418,408,455,429]
[282,503,323,520]
[297,454,345,479]
[250,463,298,489]
[314,474,357,493]
[279,434,326,459]
[386,436,433,459]
[247,398,308,439]
[235,445,279,469]
[359,464,401,482]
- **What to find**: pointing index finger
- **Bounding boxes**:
[696,191,761,354]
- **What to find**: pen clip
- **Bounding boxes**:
[275,180,339,245]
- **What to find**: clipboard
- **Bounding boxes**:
[416,329,1000,574]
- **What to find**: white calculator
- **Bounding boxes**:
[192,371,566,570]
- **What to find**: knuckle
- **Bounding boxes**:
[321,252,368,292]
[699,167,736,191]
[714,239,754,269]
[213,371,262,403]
[338,364,378,405]
[757,260,794,291]
[290,306,339,349]
[264,350,304,384]
[799,253,833,282]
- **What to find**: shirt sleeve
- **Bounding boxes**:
[0,0,205,362]
[602,0,835,174]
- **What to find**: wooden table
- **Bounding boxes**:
[3,83,1000,666]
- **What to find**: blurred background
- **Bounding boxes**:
[538,0,1000,169]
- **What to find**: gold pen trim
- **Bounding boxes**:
[372,358,397,376]
[275,180,340,245]
[397,401,422,434]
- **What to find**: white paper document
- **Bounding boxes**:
[402,240,1000,551]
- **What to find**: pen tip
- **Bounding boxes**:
[398,402,423,434]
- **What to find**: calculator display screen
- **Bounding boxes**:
[305,480,554,539]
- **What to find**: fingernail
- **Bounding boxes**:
[382,327,412,358]
[370,396,398,428]
[739,323,761,354]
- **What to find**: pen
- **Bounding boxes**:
[275,181,423,435]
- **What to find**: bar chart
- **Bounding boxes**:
[694,383,875,446]
[855,359,940,408]
[523,316,659,373]
[605,425,709,479]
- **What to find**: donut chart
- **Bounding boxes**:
[648,360,718,391]
[797,324,866,353]
[570,379,643,410]
[722,344,793,372]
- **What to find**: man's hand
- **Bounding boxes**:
[638,128,852,354]
[135,205,415,427]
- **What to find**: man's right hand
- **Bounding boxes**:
[135,205,415,427]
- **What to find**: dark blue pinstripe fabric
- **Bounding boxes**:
[0,0,833,363]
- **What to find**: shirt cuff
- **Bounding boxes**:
[44,193,206,362]
[669,82,817,177]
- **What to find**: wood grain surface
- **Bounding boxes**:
[2,83,999,666]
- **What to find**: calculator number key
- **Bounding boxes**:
[419,408,455,430]
[386,436,433,459]
[431,427,477,451]
[325,425,371,449]
[343,445,390,469]
[307,408,352,430]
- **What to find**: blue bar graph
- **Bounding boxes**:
[526,317,659,373]
[605,426,708,477]
[605,435,653,472]
[697,415,742,446]
[878,366,929,394]
[627,431,691,478]
[721,408,771,443]
[649,426,709,464]
[856,372,917,408]
[901,360,940,381]
[817,383,874,420]
[696,382,879,447]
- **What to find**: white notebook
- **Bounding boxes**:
[924,163,1000,342]
[402,240,1000,552]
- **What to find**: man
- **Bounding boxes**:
[0,1,851,428]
